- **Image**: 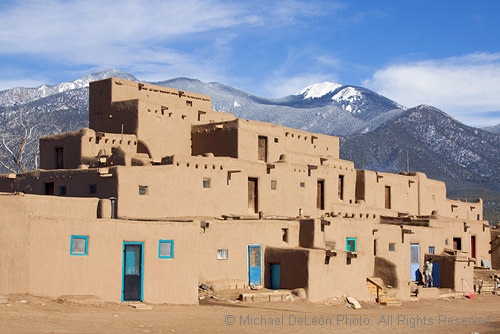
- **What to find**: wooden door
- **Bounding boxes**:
[385,186,391,209]
[317,180,324,210]
[248,178,258,213]
[258,136,267,162]
[471,236,476,263]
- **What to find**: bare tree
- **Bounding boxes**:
[0,107,51,173]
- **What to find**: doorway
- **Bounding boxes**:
[248,178,258,214]
[317,180,325,210]
[410,243,420,282]
[271,263,280,290]
[248,245,262,286]
[122,242,143,301]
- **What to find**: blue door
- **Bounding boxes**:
[410,244,421,282]
[271,264,280,290]
[122,242,143,301]
[248,245,261,286]
[432,262,440,288]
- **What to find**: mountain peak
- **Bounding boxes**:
[296,82,343,99]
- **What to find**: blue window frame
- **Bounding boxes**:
[429,246,435,254]
[158,240,174,259]
[70,235,88,256]
[346,238,356,252]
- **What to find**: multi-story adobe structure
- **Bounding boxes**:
[0,77,494,305]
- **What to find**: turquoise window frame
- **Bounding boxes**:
[346,238,356,252]
[70,235,89,256]
[158,240,174,259]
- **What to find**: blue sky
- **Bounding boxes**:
[1,0,499,126]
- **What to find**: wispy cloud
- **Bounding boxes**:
[363,52,500,126]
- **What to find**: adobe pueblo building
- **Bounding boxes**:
[0,78,494,304]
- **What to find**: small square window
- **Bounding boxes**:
[428,246,435,254]
[139,185,148,195]
[271,180,277,190]
[300,182,305,188]
[274,138,279,143]
[159,240,174,259]
[186,100,193,107]
[70,235,88,256]
[59,186,67,196]
[90,184,97,194]
[389,243,395,252]
[203,178,211,188]
[346,238,356,252]
[217,249,228,260]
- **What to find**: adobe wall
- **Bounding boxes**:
[113,155,358,219]
[0,168,118,199]
[198,219,300,287]
[490,227,500,269]
[40,128,140,170]
[373,218,484,299]
[0,193,199,304]
[192,119,340,164]
[89,78,234,162]
[356,170,483,220]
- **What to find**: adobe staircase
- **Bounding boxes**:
[366,277,402,306]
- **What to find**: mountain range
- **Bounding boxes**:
[0,70,499,221]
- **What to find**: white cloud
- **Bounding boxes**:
[363,52,500,126]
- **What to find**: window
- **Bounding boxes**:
[45,182,54,195]
[385,186,391,209]
[139,185,148,195]
[271,180,277,190]
[282,228,289,243]
[186,100,192,107]
[300,182,305,188]
[59,186,67,196]
[70,235,88,256]
[158,240,174,259]
[217,249,228,260]
[274,138,279,143]
[346,238,356,252]
[258,136,268,162]
[203,178,211,188]
[338,175,344,200]
[389,243,395,252]
[374,239,377,256]
[55,147,64,169]
[453,237,462,250]
[429,246,435,254]
[90,184,97,194]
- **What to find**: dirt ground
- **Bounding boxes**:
[1,293,499,334]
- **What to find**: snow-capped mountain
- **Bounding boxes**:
[0,69,499,221]
[0,69,137,107]
[483,123,500,135]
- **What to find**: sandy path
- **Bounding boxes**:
[0,294,499,333]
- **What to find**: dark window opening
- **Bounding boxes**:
[282,228,288,243]
[55,147,64,169]
[44,182,54,195]
[271,180,277,190]
[338,175,344,200]
[374,239,377,256]
[389,243,395,252]
[139,186,148,195]
[186,100,192,107]
[59,186,67,196]
[90,184,97,194]
[203,178,211,188]
[453,237,461,250]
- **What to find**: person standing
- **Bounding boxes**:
[423,258,433,288]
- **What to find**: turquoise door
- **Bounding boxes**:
[122,242,143,301]
[248,245,261,286]
[271,264,280,290]
[410,244,421,282]
[432,262,440,288]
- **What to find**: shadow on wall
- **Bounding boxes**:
[374,257,399,288]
